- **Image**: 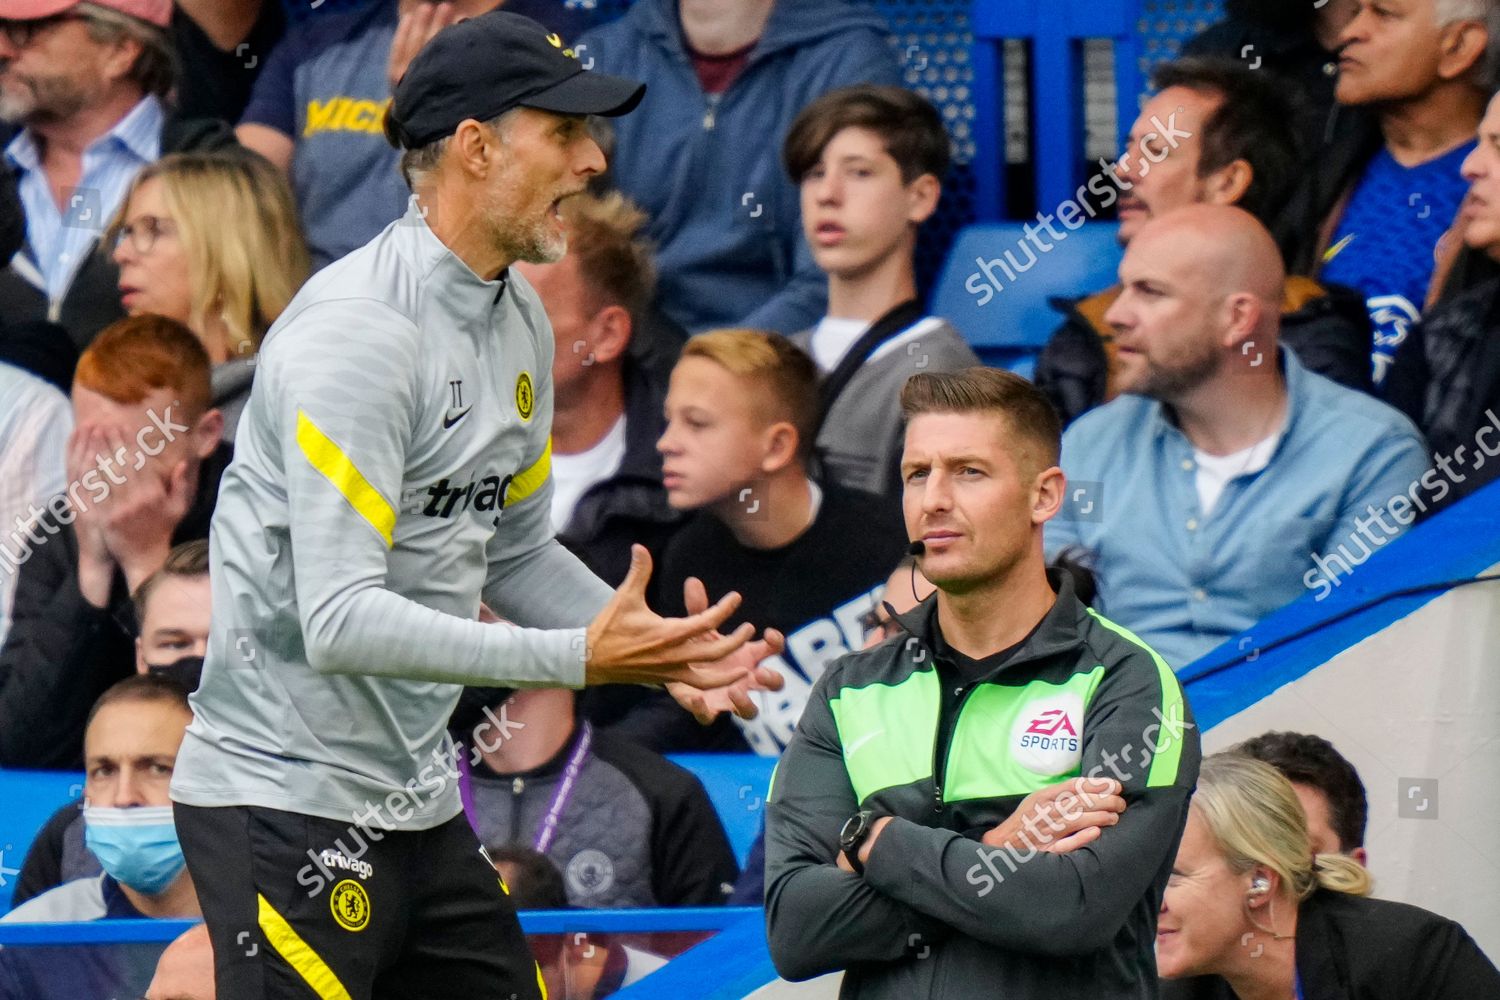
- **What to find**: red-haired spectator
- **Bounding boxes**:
[0,313,227,768]
[0,0,237,349]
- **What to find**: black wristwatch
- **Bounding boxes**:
[839,809,876,875]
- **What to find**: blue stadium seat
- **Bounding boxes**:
[933,221,1122,367]
[665,755,776,869]
[0,770,84,913]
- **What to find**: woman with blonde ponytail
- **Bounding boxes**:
[1157,753,1498,999]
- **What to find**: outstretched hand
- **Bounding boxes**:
[665,576,786,725]
[388,1,457,89]
[583,545,758,689]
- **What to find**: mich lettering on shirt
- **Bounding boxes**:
[303,96,391,137]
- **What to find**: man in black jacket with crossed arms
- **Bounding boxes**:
[766,367,1201,998]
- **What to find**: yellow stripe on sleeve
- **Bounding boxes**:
[296,409,397,547]
[505,437,553,507]
[257,894,355,1000]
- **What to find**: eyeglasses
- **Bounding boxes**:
[0,13,82,50]
[114,215,177,255]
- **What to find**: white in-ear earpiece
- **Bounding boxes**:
[1249,875,1270,895]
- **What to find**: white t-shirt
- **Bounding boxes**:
[551,414,628,533]
[1193,430,1281,517]
[808,315,946,373]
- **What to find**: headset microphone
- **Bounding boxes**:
[907,539,925,556]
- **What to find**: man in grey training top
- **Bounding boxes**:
[170,13,782,999]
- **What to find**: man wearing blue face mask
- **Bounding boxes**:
[9,544,209,910]
[0,674,200,1000]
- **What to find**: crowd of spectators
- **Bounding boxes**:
[0,0,1497,996]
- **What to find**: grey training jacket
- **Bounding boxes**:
[171,200,613,829]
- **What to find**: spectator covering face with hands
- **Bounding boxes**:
[0,313,228,769]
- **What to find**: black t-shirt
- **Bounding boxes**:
[652,480,907,755]
[172,3,287,126]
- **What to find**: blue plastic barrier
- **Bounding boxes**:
[0,771,82,913]
[665,754,775,869]
[0,756,773,915]
[0,907,759,946]
[932,221,1121,366]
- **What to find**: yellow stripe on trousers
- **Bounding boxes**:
[257,894,355,1000]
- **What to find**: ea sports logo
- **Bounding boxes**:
[1011,694,1084,776]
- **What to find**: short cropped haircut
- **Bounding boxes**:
[87,672,192,728]
[132,539,211,629]
[561,191,656,320]
[1231,731,1369,851]
[783,84,951,185]
[1149,57,1300,227]
[75,314,213,417]
[900,367,1061,476]
[681,329,820,460]
[386,108,520,188]
[1436,0,1500,91]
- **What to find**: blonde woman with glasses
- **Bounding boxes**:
[1158,752,1499,999]
[108,150,309,438]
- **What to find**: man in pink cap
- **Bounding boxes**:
[0,0,235,351]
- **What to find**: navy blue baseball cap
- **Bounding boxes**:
[388,10,644,149]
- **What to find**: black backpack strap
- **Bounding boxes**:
[816,298,925,429]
